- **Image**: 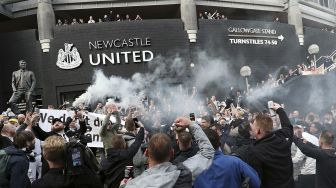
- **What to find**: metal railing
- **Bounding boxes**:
[303,0,336,11]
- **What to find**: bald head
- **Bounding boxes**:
[1,123,16,137]
[17,114,25,124]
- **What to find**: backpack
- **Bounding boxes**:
[0,150,10,188]
[64,140,100,178]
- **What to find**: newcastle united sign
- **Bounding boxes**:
[56,37,154,69]
[88,37,154,66]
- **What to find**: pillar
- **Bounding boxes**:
[181,0,198,43]
[288,0,304,45]
[37,0,55,52]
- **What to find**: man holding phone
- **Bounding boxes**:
[242,102,295,188]
[99,103,122,154]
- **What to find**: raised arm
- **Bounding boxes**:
[188,123,215,159]
[16,123,28,133]
[99,113,112,137]
[32,124,51,141]
[294,137,324,160]
[292,147,305,164]
[272,103,293,139]
[99,103,118,136]
[277,108,292,130]
[126,126,145,157]
[175,117,215,181]
[111,112,121,132]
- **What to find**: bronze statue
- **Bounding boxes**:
[8,60,36,114]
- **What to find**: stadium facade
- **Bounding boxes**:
[0,0,335,110]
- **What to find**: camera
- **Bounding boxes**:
[125,166,134,179]
[66,129,92,145]
[189,113,196,121]
[133,117,140,128]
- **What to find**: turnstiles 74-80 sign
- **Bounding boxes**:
[227,27,285,46]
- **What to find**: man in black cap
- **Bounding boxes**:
[32,118,68,141]
[29,112,88,175]
[30,111,86,142]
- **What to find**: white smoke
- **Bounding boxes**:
[72,70,143,108]
[72,52,240,115]
[247,80,278,102]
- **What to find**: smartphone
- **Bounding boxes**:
[133,118,140,128]
[268,101,276,117]
[189,113,196,121]
[71,148,82,167]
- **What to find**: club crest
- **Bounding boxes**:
[56,43,82,69]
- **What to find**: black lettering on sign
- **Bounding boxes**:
[86,133,101,142]
[48,116,54,123]
[40,113,47,123]
[94,117,102,127]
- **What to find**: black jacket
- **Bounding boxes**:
[294,137,336,188]
[228,135,253,158]
[172,163,192,188]
[172,142,199,164]
[31,168,103,188]
[0,135,13,149]
[4,145,31,188]
[100,127,144,188]
[31,117,87,175]
[32,117,87,141]
[243,108,294,188]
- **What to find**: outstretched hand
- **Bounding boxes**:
[270,102,282,111]
[31,112,40,126]
[174,117,191,128]
[106,104,118,114]
[24,112,32,125]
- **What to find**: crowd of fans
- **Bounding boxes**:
[56,10,143,26]
[322,27,335,34]
[252,56,336,90]
[54,8,336,35]
[0,85,336,188]
[198,10,228,20]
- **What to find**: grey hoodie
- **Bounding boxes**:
[126,162,180,188]
[125,123,215,187]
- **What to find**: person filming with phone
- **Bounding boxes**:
[241,102,295,188]
[100,115,145,188]
[122,108,148,177]
[99,103,122,154]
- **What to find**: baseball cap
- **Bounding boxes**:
[52,118,63,125]
[9,118,18,124]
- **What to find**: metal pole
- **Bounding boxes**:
[245,76,249,95]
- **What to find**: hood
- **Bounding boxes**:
[122,133,136,147]
[123,133,136,141]
[126,162,180,188]
[105,148,127,160]
[235,136,253,146]
[324,148,336,158]
[3,145,26,156]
